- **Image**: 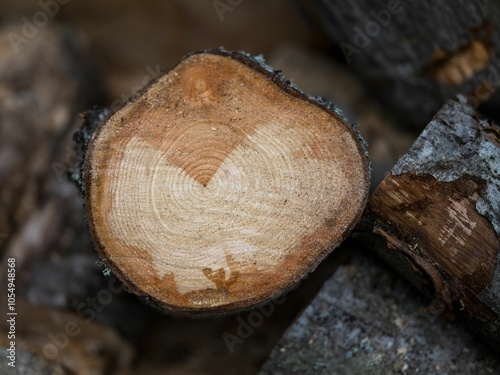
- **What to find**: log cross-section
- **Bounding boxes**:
[83,50,370,314]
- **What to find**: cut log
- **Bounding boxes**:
[359,96,500,349]
[299,0,500,127]
[82,49,370,314]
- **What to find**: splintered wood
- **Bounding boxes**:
[362,97,500,348]
[83,50,370,314]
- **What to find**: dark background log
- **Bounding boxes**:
[0,24,100,305]
[299,0,500,127]
[360,97,500,349]
[0,300,134,375]
[259,248,500,375]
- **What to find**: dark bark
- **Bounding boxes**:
[300,0,500,127]
[360,97,500,350]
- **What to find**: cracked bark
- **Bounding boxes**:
[299,0,500,127]
[359,97,500,350]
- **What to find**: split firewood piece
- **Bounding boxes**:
[83,49,370,314]
[360,97,500,348]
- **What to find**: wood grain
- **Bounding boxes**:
[84,50,370,314]
[360,97,500,349]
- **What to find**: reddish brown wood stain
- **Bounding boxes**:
[368,173,499,320]
[367,174,500,319]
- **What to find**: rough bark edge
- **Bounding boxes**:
[392,95,500,235]
[77,48,371,315]
[358,96,500,349]
[391,96,500,320]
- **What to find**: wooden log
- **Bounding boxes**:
[298,0,500,127]
[0,24,103,305]
[81,49,370,315]
[259,248,500,375]
[360,96,500,349]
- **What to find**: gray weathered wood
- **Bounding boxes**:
[259,248,500,375]
[300,0,500,127]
